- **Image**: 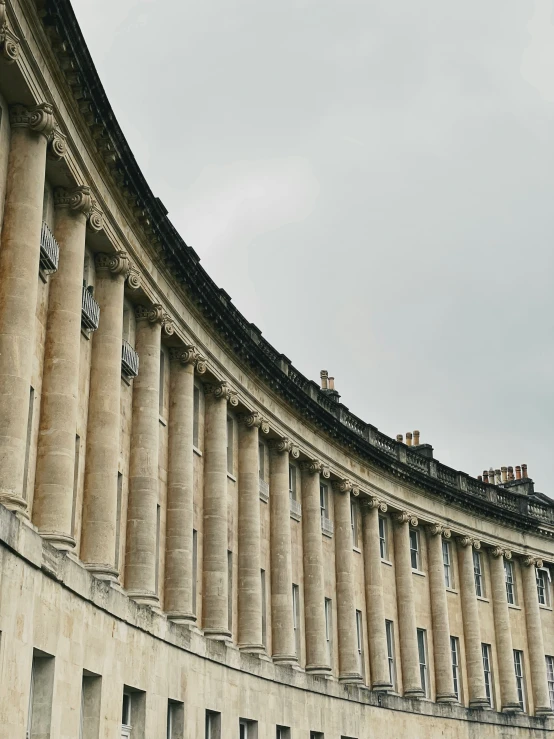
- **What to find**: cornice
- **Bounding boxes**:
[31,0,554,539]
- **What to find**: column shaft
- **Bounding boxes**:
[164,352,196,623]
[80,253,127,580]
[0,105,53,513]
[269,441,297,664]
[427,527,456,702]
[202,383,235,639]
[521,559,552,715]
[489,550,521,712]
[334,483,362,683]
[361,501,392,690]
[237,416,264,652]
[393,516,424,697]
[33,189,90,549]
[300,462,331,674]
[125,309,162,605]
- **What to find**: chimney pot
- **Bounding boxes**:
[522,464,528,479]
[515,465,522,480]
[406,432,413,447]
[478,475,482,482]
[483,470,489,484]
[495,468,501,485]
[413,430,420,445]
[396,434,403,442]
[507,466,514,481]
[328,377,335,391]
[501,466,507,483]
[320,370,328,390]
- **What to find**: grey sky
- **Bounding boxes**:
[73,0,554,490]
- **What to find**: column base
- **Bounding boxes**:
[0,493,29,518]
[204,628,232,641]
[126,590,160,608]
[239,643,266,655]
[306,664,332,676]
[339,672,364,685]
[371,680,393,692]
[436,693,458,703]
[273,653,299,666]
[469,698,491,709]
[502,702,522,714]
[84,563,120,583]
[40,531,76,551]
[404,688,425,699]
[535,706,554,717]
[166,612,197,626]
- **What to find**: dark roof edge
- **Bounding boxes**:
[37,0,554,534]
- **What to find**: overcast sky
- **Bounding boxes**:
[73,0,554,491]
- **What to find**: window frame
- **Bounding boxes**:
[319,483,329,520]
[504,559,516,605]
[356,609,365,680]
[193,383,201,449]
[450,636,461,701]
[410,529,420,571]
[417,628,428,697]
[288,464,297,501]
[226,415,234,475]
[379,516,388,560]
[443,539,453,588]
[513,649,526,712]
[350,498,359,548]
[473,549,484,598]
[537,568,550,607]
[385,620,396,690]
[292,583,301,657]
[482,643,494,709]
[546,655,554,711]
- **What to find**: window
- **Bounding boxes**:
[192,529,198,616]
[537,568,550,606]
[513,650,525,711]
[259,442,265,480]
[443,539,453,588]
[205,710,221,739]
[27,651,55,739]
[159,351,165,416]
[451,637,461,701]
[121,688,145,739]
[482,643,494,708]
[351,499,359,548]
[228,550,233,633]
[320,483,329,520]
[121,692,131,737]
[80,672,101,739]
[292,584,301,657]
[356,610,365,680]
[115,472,123,570]
[379,516,387,560]
[325,597,332,660]
[310,733,324,739]
[239,719,257,739]
[276,727,290,739]
[473,550,483,597]
[417,628,428,697]
[261,570,267,648]
[504,559,516,605]
[71,434,81,536]
[155,503,161,595]
[166,700,184,739]
[289,465,297,500]
[546,656,554,711]
[193,385,200,448]
[409,529,420,571]
[23,386,35,499]
[385,620,396,690]
[227,416,234,474]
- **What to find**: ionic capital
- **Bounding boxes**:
[126,265,141,290]
[490,546,511,559]
[395,511,418,527]
[54,185,93,216]
[135,303,163,324]
[427,523,451,539]
[238,411,270,434]
[168,345,207,374]
[9,103,55,138]
[0,2,20,63]
[268,438,300,458]
[204,381,239,406]
[87,200,104,232]
[332,479,359,497]
[95,250,128,276]
[361,496,387,513]
[458,536,481,550]
[162,313,175,336]
[300,460,330,478]
[523,555,544,568]
[47,129,67,161]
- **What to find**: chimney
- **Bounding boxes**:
[483,470,489,484]
[406,432,413,447]
[515,465,522,480]
[489,467,494,484]
[478,475,483,482]
[508,466,514,481]
[501,466,507,484]
[320,370,328,390]
[328,377,335,391]
[495,469,501,485]
[396,434,403,443]
[413,430,420,446]
[522,464,528,479]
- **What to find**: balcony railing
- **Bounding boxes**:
[40,221,59,273]
[290,497,302,521]
[259,478,269,503]
[321,515,334,537]
[121,340,139,379]
[81,287,100,331]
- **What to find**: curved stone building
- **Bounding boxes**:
[0,1,553,737]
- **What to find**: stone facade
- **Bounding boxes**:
[0,1,553,737]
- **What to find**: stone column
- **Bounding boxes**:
[489,547,521,712]
[33,187,101,549]
[427,524,456,702]
[457,537,489,708]
[393,511,424,698]
[333,479,363,684]
[269,438,298,664]
[80,251,128,580]
[361,497,392,691]
[125,304,170,606]
[300,460,331,675]
[164,346,206,623]
[521,556,552,716]
[0,103,55,514]
[202,381,237,639]
[237,411,269,653]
